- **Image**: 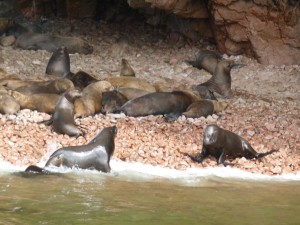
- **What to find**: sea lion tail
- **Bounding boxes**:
[256,149,278,158]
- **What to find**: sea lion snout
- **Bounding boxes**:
[204,125,218,145]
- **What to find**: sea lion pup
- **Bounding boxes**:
[15,78,74,95]
[118,90,199,117]
[41,89,83,137]
[106,76,156,93]
[45,47,71,77]
[0,85,20,114]
[181,124,278,166]
[15,32,93,54]
[101,90,128,114]
[195,60,244,99]
[24,126,117,173]
[10,91,59,113]
[69,70,100,90]
[182,100,229,118]
[116,87,151,100]
[185,50,222,75]
[120,58,135,77]
[74,81,113,117]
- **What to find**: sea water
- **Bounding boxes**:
[0,159,300,225]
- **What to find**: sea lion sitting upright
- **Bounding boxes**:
[185,50,222,75]
[181,124,278,166]
[118,90,199,117]
[120,58,135,77]
[44,126,117,172]
[101,90,128,114]
[42,89,83,137]
[195,60,244,99]
[45,46,71,77]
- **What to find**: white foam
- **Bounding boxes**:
[1,158,300,185]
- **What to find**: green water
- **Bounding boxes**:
[0,171,300,225]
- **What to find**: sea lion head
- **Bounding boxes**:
[46,46,70,77]
[203,124,220,145]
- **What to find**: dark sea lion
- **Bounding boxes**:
[182,100,229,118]
[15,78,74,95]
[11,91,59,113]
[44,126,117,172]
[15,32,93,54]
[42,89,83,136]
[69,70,100,90]
[74,81,113,117]
[196,60,244,99]
[182,124,278,166]
[185,50,222,75]
[0,85,20,114]
[45,47,71,77]
[120,58,135,77]
[24,165,52,174]
[101,90,128,114]
[116,87,151,100]
[106,76,156,93]
[119,91,198,117]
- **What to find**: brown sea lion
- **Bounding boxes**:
[106,76,156,93]
[0,85,20,114]
[15,32,93,54]
[152,79,173,92]
[182,100,229,118]
[41,89,83,137]
[45,46,71,77]
[101,90,128,114]
[116,87,151,100]
[15,78,74,95]
[25,126,117,173]
[0,73,35,90]
[196,60,244,99]
[11,91,60,113]
[118,91,198,117]
[120,58,135,77]
[185,50,222,75]
[74,81,113,117]
[181,124,278,166]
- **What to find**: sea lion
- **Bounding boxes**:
[0,74,36,90]
[69,70,100,90]
[106,76,156,92]
[15,32,93,54]
[45,47,71,77]
[185,50,222,75]
[182,100,229,118]
[11,91,60,113]
[74,81,113,117]
[195,60,244,99]
[0,85,20,114]
[101,90,128,114]
[119,91,198,117]
[15,78,74,95]
[116,87,151,100]
[120,58,135,77]
[193,85,217,100]
[152,79,173,92]
[37,126,116,172]
[181,124,278,166]
[42,89,83,137]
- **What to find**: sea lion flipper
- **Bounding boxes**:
[217,151,233,167]
[25,165,50,174]
[178,150,204,163]
[164,112,181,122]
[255,149,278,159]
[37,118,53,125]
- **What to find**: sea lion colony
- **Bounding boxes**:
[0,20,296,175]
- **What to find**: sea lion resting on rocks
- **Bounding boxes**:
[11,91,60,113]
[15,32,93,54]
[101,90,128,114]
[181,124,278,166]
[42,89,83,137]
[106,76,156,93]
[15,78,74,95]
[74,81,113,117]
[69,70,100,90]
[25,126,117,173]
[45,46,71,77]
[0,85,20,114]
[182,100,229,118]
[118,90,199,117]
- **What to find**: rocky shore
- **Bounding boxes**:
[0,18,299,175]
